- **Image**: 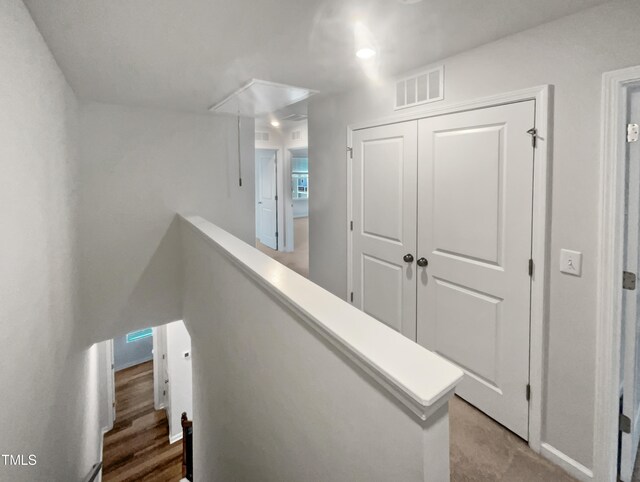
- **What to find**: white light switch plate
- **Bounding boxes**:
[560,249,582,276]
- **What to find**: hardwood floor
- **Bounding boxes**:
[103,361,183,482]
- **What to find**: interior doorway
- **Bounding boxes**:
[99,321,193,481]
[255,120,309,277]
[595,65,640,482]
[617,83,640,482]
[351,100,535,439]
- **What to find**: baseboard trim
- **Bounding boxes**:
[540,442,594,481]
[169,432,183,444]
[115,356,153,372]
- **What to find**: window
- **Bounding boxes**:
[291,156,309,200]
[126,328,153,343]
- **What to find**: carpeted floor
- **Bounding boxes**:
[450,396,577,482]
[257,217,309,278]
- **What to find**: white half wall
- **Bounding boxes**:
[78,103,255,342]
[166,320,193,442]
[0,1,101,479]
[180,216,461,482]
[308,0,640,472]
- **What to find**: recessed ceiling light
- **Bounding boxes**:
[270,120,280,127]
[356,47,376,60]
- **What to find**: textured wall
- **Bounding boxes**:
[78,102,255,342]
[0,1,101,480]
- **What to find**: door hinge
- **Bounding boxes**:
[111,363,114,369]
[350,292,354,302]
[623,271,637,290]
[620,413,632,434]
[628,123,639,143]
[112,401,116,407]
[526,384,531,401]
[162,354,165,359]
[526,128,538,148]
[163,390,166,397]
[275,231,279,238]
[347,146,353,159]
[275,195,278,201]
[350,220,353,231]
[528,259,534,277]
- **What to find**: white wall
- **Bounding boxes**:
[113,332,153,371]
[166,320,193,442]
[0,1,101,479]
[78,103,255,342]
[308,0,640,472]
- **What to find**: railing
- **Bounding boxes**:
[179,215,463,481]
[82,462,102,482]
[181,412,193,481]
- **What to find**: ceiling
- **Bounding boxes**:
[25,0,611,113]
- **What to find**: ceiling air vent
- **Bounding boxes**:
[395,66,444,110]
[255,132,270,142]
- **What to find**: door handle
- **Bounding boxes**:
[417,257,428,267]
[403,254,414,263]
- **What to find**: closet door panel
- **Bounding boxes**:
[417,101,535,439]
[352,121,418,340]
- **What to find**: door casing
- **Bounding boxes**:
[153,324,169,410]
[596,66,640,482]
[346,85,551,455]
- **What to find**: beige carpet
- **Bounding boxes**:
[256,217,309,278]
[450,396,577,482]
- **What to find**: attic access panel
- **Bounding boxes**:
[210,79,317,117]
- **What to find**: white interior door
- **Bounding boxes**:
[620,85,640,482]
[352,121,417,340]
[257,149,278,250]
[417,101,535,439]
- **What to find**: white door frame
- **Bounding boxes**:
[153,324,169,410]
[346,84,551,452]
[103,338,115,432]
[595,65,640,482]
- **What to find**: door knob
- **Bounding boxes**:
[417,257,429,267]
[403,254,414,263]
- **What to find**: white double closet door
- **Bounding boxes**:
[352,100,535,439]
